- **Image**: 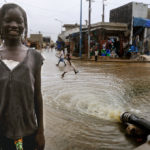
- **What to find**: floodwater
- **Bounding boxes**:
[42,50,150,150]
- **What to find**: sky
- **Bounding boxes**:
[0,0,149,41]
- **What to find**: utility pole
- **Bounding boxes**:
[55,18,63,33]
[87,0,91,59]
[79,0,82,58]
[102,0,106,22]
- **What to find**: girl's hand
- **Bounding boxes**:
[35,131,45,150]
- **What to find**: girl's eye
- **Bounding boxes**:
[15,19,24,24]
[4,18,23,24]
[17,20,23,24]
[4,18,11,23]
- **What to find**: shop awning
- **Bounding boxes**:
[133,17,150,27]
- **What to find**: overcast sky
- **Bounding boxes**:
[0,0,149,41]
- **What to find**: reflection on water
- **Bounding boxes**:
[42,51,150,150]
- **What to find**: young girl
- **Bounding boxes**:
[0,3,45,150]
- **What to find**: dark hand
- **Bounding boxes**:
[35,131,45,150]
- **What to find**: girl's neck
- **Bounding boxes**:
[3,39,23,50]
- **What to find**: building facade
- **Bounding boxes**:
[110,2,148,24]
[110,2,150,46]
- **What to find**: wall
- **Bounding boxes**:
[110,2,132,24]
[147,28,150,40]
[110,2,148,24]
[28,34,43,49]
[148,8,150,19]
[132,2,148,18]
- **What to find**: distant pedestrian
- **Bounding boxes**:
[144,39,149,55]
[94,43,100,61]
[46,43,50,52]
[50,43,55,51]
[61,50,78,78]
[137,39,143,54]
[56,37,64,51]
[114,38,120,57]
[94,49,98,61]
[56,50,66,66]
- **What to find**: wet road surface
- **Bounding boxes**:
[42,50,150,150]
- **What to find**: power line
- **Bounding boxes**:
[10,0,87,15]
[8,0,86,24]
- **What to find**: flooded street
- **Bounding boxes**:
[42,50,150,150]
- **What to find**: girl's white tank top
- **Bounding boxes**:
[2,59,19,70]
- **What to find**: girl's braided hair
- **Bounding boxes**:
[0,3,28,40]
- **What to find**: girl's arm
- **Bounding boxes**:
[34,67,45,150]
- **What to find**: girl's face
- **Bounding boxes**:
[1,7,25,40]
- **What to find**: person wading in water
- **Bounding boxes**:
[61,45,78,78]
[0,3,45,150]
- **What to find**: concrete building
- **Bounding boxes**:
[43,36,51,48]
[110,2,150,44]
[58,2,150,58]
[59,24,87,42]
[64,22,128,57]
[28,34,43,49]
[63,24,80,31]
[110,2,148,24]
